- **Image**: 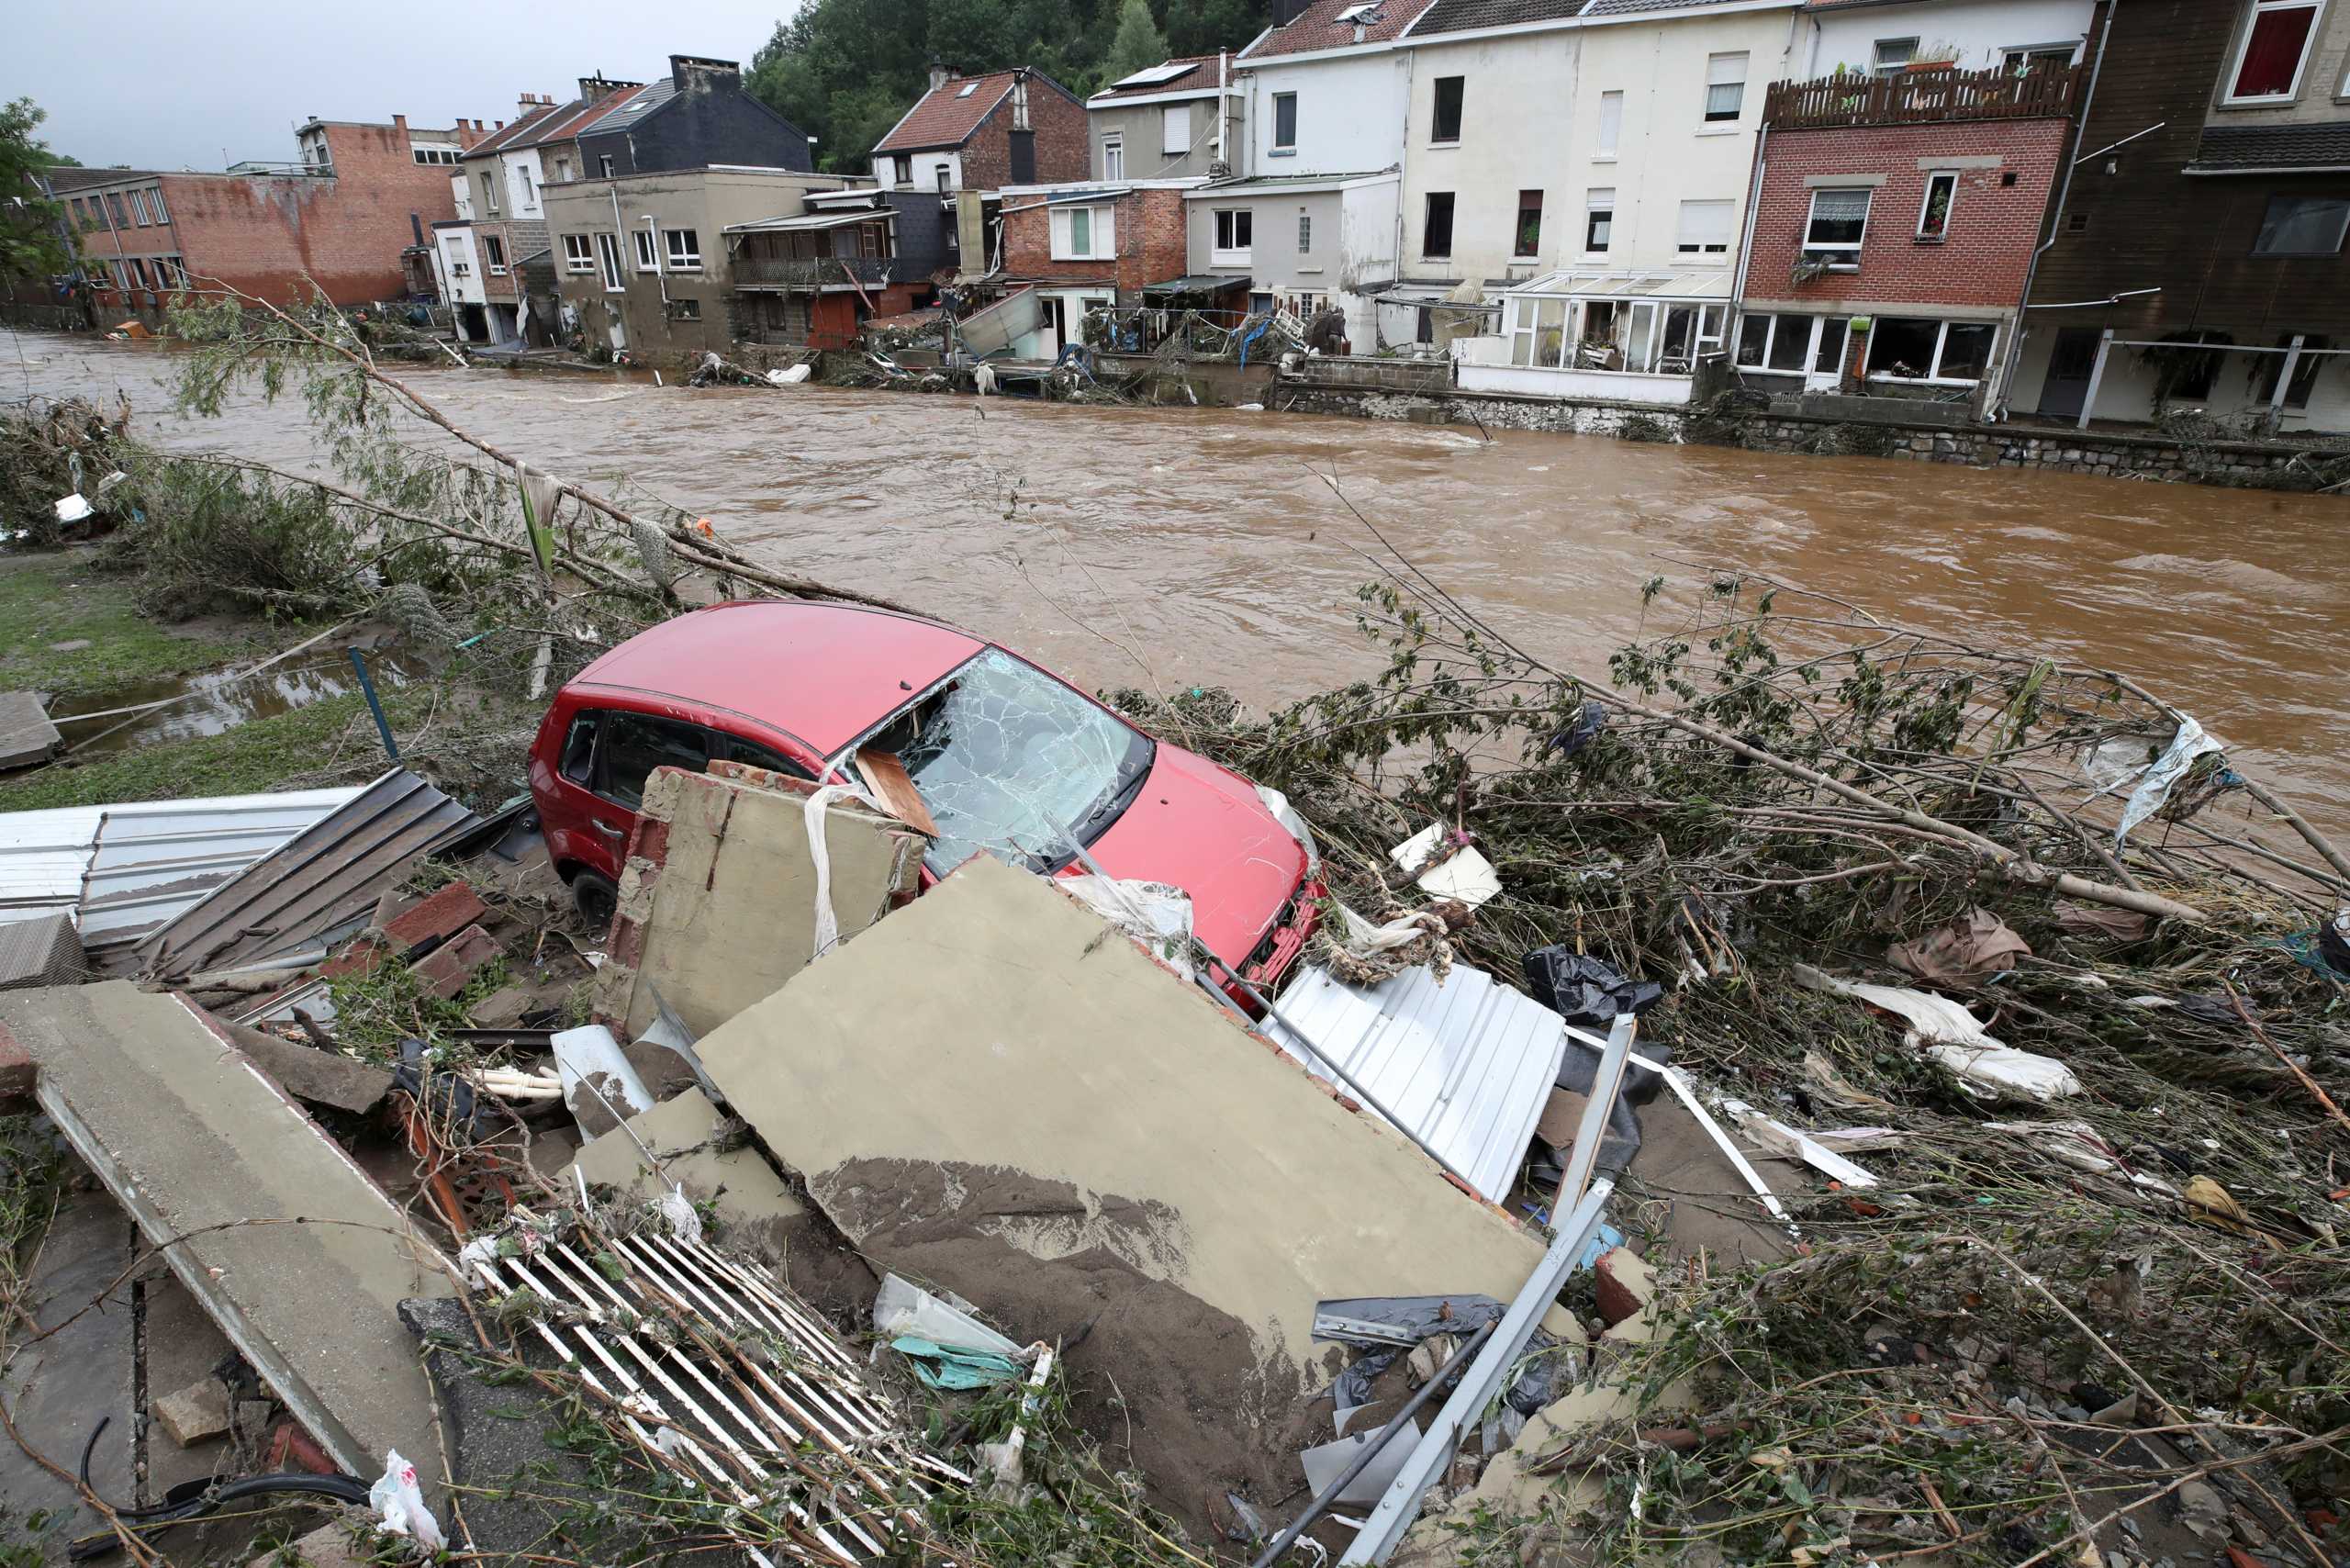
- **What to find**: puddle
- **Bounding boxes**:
[50,649,432,756]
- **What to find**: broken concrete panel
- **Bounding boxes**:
[0,690,62,771]
[595,764,922,1040]
[559,1088,805,1260]
[223,1020,395,1116]
[0,983,455,1488]
[693,855,1544,1529]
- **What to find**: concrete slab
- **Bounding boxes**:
[139,1270,241,1499]
[558,1088,805,1261]
[0,691,62,772]
[596,762,923,1039]
[0,1188,135,1542]
[0,983,455,1491]
[692,855,1546,1530]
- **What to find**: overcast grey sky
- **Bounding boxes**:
[6,0,801,171]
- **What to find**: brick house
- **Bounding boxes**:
[728,189,941,350]
[2009,0,2350,434]
[55,115,485,319]
[870,67,1090,194]
[996,179,1203,356]
[1737,62,2086,411]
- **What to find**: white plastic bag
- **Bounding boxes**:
[872,1273,1021,1356]
[368,1449,446,1552]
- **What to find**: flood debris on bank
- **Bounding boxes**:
[0,296,2344,1568]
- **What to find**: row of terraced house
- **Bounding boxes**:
[17,0,2350,434]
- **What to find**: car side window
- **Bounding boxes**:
[712,733,813,779]
[597,712,710,810]
[558,711,599,786]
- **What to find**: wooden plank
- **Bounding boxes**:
[855,747,939,836]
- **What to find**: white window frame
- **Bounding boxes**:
[484,234,508,275]
[1430,75,1464,144]
[562,234,597,274]
[595,230,625,292]
[1163,102,1192,156]
[2001,43,2080,73]
[1101,134,1125,180]
[1298,210,1312,253]
[1675,198,1734,255]
[1584,188,1616,253]
[2223,0,2323,104]
[1917,170,1959,240]
[1271,93,1297,151]
[633,229,660,272]
[481,172,500,216]
[1513,189,1542,260]
[1865,318,1998,385]
[599,154,616,178]
[517,164,537,210]
[663,228,702,270]
[1595,91,1622,159]
[1211,207,1252,265]
[148,187,169,223]
[1873,37,1919,76]
[1505,296,1573,370]
[129,190,151,226]
[1737,312,1846,377]
[1050,203,1116,262]
[1703,53,1748,124]
[1804,186,1873,261]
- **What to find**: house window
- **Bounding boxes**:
[1052,203,1116,261]
[1166,102,1194,155]
[2226,0,2322,102]
[1271,95,1295,152]
[1676,198,1733,254]
[1868,317,1997,382]
[595,230,625,291]
[554,157,573,182]
[599,155,615,178]
[1705,53,1747,122]
[484,234,508,274]
[664,229,701,269]
[1298,211,1312,252]
[672,297,702,322]
[129,258,150,288]
[130,190,151,225]
[1805,186,1873,256]
[68,197,84,227]
[2002,45,2076,73]
[1431,76,1464,142]
[1509,297,1571,368]
[480,173,499,215]
[1873,38,1918,75]
[1102,134,1125,180]
[1585,188,1615,252]
[935,162,954,189]
[562,234,596,273]
[1917,172,1958,241]
[891,154,912,186]
[2255,333,2330,407]
[518,166,536,207]
[107,194,128,227]
[1596,91,1622,157]
[2253,194,2349,254]
[1212,207,1252,263]
[634,229,660,271]
[1422,191,1455,258]
[1736,313,1845,375]
[1515,189,1542,258]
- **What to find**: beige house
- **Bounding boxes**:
[544,165,856,361]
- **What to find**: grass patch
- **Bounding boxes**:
[0,548,264,699]
[0,686,431,812]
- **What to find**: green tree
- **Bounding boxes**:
[1103,0,1172,83]
[2,98,72,287]
[1166,0,1268,55]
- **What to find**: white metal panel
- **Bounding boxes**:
[1260,962,1566,1204]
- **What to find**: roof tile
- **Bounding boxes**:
[873,72,1020,153]
[1242,0,1438,60]
[1091,54,1228,100]
[1412,0,1587,33]
[2190,122,2350,172]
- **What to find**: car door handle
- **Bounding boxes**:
[591,821,624,839]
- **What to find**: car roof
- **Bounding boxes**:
[566,600,986,758]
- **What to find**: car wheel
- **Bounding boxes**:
[573,870,619,934]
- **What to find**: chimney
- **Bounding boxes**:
[410,213,425,246]
[579,74,643,101]
[929,61,950,92]
[670,56,740,94]
[393,113,408,133]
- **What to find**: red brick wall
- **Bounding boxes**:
[78,121,472,311]
[999,186,1192,295]
[1745,118,2069,309]
[960,77,1091,189]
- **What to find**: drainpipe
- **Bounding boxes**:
[1217,50,1228,166]
[642,215,670,307]
[1730,125,1767,317]
[1990,0,2113,420]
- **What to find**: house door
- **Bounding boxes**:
[1624,300,1660,373]
[1039,297,1068,359]
[2037,328,2102,420]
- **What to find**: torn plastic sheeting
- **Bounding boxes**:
[1388,823,1501,908]
[1886,907,2031,989]
[1523,947,1662,1037]
[873,1272,1023,1359]
[1314,1294,1564,1415]
[890,1335,1025,1390]
[1301,1417,1424,1506]
[1794,965,2080,1103]
[2099,715,2226,848]
[1060,875,1196,981]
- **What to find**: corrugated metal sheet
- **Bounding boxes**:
[137,770,480,980]
[0,913,84,990]
[1259,963,1567,1204]
[0,787,363,947]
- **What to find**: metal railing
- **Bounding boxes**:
[733,255,895,288]
[1762,63,2084,129]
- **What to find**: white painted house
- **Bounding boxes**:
[1183,169,1403,343]
[1796,0,2095,79]
[1233,0,1431,180]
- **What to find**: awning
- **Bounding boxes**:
[1142,274,1250,297]
[1503,267,1734,301]
[723,210,891,235]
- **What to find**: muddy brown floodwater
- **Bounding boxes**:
[8,328,2347,835]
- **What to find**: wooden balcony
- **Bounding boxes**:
[1762,64,2084,130]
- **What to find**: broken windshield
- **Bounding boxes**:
[849,648,1155,876]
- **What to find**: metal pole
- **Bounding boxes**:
[2267,332,2304,427]
[2076,327,2112,431]
[1251,1318,1499,1568]
[1552,1013,1635,1215]
[348,648,399,761]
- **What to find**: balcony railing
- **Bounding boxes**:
[1762,63,2084,129]
[733,255,896,289]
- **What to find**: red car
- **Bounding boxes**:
[527,601,1321,996]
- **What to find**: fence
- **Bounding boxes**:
[1762,63,2083,129]
[1284,355,1455,394]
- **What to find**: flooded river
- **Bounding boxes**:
[8,328,2346,834]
